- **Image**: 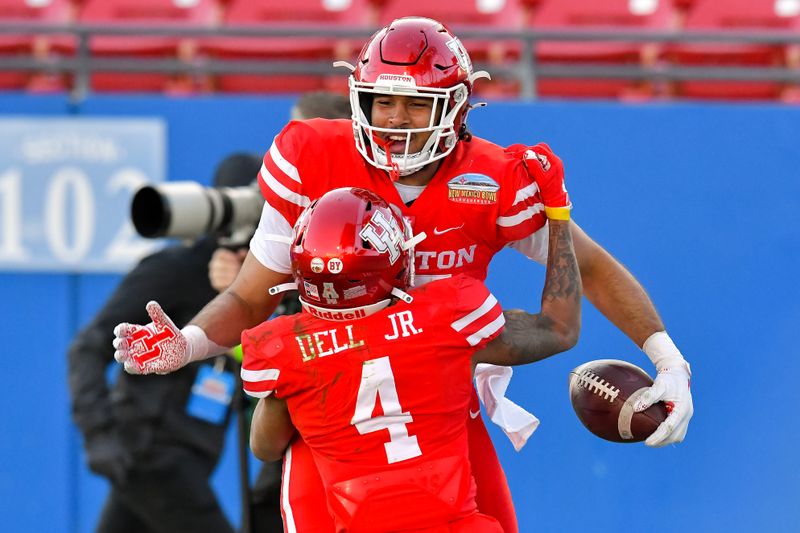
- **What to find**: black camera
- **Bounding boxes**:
[131,182,264,246]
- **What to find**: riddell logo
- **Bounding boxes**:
[375,74,416,86]
[307,307,366,321]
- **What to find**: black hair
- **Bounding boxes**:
[458,122,472,142]
[212,152,262,188]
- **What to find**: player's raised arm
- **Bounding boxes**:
[112,253,290,374]
[476,219,581,367]
[113,132,302,375]
[475,144,582,367]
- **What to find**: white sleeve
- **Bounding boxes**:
[249,201,293,274]
[507,222,549,265]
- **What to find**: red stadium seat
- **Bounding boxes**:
[201,0,370,93]
[375,0,523,28]
[670,0,698,11]
[68,0,219,92]
[374,0,524,63]
[664,0,800,100]
[527,0,677,99]
[0,0,74,90]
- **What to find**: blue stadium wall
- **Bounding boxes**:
[0,94,798,533]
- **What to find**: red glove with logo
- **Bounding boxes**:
[113,301,190,375]
[520,143,571,220]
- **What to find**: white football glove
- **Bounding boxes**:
[113,301,190,375]
[633,355,693,447]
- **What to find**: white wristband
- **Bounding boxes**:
[642,331,690,375]
[182,325,230,363]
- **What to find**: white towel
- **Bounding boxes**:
[474,363,540,451]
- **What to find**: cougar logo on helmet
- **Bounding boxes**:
[446,37,473,76]
[359,210,404,265]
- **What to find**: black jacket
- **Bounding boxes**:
[68,238,234,459]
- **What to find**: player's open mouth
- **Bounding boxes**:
[382,134,412,153]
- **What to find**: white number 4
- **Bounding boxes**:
[351,356,422,464]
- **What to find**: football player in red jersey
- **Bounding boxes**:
[114,16,693,533]
[242,185,581,533]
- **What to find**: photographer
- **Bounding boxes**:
[68,153,262,533]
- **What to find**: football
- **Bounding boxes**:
[568,359,668,443]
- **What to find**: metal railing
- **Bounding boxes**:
[1,23,799,101]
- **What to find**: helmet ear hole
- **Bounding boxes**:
[294,230,305,247]
[458,122,471,142]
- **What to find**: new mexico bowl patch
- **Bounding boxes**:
[447,174,499,205]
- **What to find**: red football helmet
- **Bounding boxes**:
[341,17,489,177]
[280,187,423,320]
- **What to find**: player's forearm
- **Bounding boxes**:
[539,219,582,344]
[190,251,290,347]
[571,222,664,347]
[484,220,581,366]
[494,310,566,364]
[190,289,277,348]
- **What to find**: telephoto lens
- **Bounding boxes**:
[131,181,264,244]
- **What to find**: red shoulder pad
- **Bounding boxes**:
[240,316,294,398]
[417,275,505,349]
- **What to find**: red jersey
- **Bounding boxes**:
[241,275,505,532]
[256,118,547,283]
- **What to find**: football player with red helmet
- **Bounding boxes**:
[241,186,582,533]
[114,16,693,533]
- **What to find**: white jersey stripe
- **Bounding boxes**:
[260,163,310,208]
[243,388,274,399]
[282,444,297,533]
[414,273,452,287]
[451,294,499,332]
[466,313,506,347]
[496,202,544,227]
[269,139,302,184]
[241,367,280,382]
[262,233,294,245]
[513,182,539,205]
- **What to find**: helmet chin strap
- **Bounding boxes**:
[403,231,426,251]
[390,286,414,303]
[268,282,297,296]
